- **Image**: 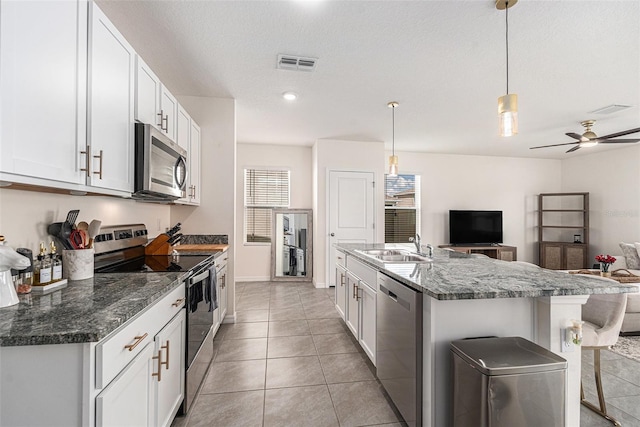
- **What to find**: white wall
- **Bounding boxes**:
[313,139,386,288]
[0,189,170,249]
[397,152,562,263]
[170,96,237,319]
[234,143,312,281]
[561,145,640,260]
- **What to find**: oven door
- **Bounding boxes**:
[183,265,215,414]
[134,123,187,201]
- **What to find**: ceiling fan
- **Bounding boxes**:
[530,120,640,153]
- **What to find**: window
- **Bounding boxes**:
[244,168,290,244]
[385,174,421,243]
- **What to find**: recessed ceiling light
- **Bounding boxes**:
[282,92,298,101]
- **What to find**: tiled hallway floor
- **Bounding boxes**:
[172,281,404,427]
[172,280,640,427]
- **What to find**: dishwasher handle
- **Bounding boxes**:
[387,290,398,302]
[379,283,411,311]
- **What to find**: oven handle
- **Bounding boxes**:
[190,268,210,285]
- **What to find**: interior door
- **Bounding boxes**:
[328,171,376,286]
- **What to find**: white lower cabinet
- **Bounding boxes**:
[214,253,229,329]
[96,342,155,427]
[336,254,377,365]
[154,312,186,427]
[335,264,347,320]
[358,281,376,364]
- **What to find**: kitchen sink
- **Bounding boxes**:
[355,249,431,263]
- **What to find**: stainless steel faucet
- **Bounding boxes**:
[413,233,421,253]
[409,234,434,258]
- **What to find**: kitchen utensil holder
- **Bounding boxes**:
[62,248,94,280]
[145,235,173,256]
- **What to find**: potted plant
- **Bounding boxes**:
[595,254,616,277]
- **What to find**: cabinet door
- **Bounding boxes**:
[135,56,161,130]
[565,245,586,270]
[335,265,347,320]
[160,86,178,142]
[1,0,86,184]
[154,311,185,427]
[358,281,376,365]
[345,272,360,337]
[176,106,191,204]
[188,121,202,205]
[96,342,154,427]
[540,243,563,270]
[219,266,228,321]
[89,3,135,192]
[498,248,516,262]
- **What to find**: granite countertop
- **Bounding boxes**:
[336,243,639,300]
[0,272,188,347]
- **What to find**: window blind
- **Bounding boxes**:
[244,169,290,243]
[384,174,421,243]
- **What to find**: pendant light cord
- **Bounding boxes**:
[392,106,395,156]
[505,0,509,94]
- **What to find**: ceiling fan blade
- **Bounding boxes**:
[530,142,579,150]
[566,145,581,153]
[599,138,640,144]
[565,132,584,141]
[598,127,640,140]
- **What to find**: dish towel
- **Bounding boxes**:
[204,264,218,312]
[189,279,203,313]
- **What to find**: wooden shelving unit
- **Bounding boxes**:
[538,192,589,270]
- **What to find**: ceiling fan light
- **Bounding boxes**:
[580,141,598,148]
[498,94,518,137]
[388,155,398,177]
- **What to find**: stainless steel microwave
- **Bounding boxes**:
[133,123,187,201]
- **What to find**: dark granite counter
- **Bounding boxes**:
[0,272,187,347]
[336,243,638,300]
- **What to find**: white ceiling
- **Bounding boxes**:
[96,0,640,159]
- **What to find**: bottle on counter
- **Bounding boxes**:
[15,248,33,294]
[34,242,52,286]
[50,241,62,282]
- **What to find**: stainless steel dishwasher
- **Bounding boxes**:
[377,272,423,427]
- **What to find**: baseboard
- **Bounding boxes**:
[313,280,327,289]
[222,312,236,324]
[235,276,271,282]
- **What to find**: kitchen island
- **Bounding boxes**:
[335,243,638,427]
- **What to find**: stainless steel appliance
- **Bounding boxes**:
[451,336,567,427]
[94,224,216,415]
[133,123,187,201]
[377,273,422,427]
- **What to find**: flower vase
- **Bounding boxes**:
[600,271,611,278]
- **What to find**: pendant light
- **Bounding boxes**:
[497,0,518,137]
[388,101,399,176]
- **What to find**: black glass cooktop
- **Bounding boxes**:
[95,251,212,273]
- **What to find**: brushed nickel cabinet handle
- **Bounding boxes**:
[340,273,345,287]
[124,332,148,351]
[157,110,164,129]
[80,145,91,177]
[161,341,169,370]
[172,298,185,307]
[352,282,358,299]
[93,150,103,179]
[163,114,169,132]
[152,350,162,381]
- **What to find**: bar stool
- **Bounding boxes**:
[581,292,628,426]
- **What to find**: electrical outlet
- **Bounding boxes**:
[156,218,161,231]
[561,328,575,353]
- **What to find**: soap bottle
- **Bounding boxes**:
[50,241,62,282]
[34,242,52,286]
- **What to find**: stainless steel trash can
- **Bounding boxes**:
[451,336,567,427]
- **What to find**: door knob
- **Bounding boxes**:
[330,233,335,237]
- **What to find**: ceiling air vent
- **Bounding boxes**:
[589,104,633,115]
[277,54,318,72]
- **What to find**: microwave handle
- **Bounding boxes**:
[174,156,188,189]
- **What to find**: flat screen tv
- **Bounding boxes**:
[449,210,503,245]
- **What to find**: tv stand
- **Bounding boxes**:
[439,244,517,261]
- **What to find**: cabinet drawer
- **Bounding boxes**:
[346,256,376,288]
[336,250,346,268]
[96,284,185,389]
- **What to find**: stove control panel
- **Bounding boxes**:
[93,224,149,255]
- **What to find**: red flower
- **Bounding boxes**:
[595,254,616,264]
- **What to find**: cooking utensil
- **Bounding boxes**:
[77,221,89,246]
[65,210,80,229]
[69,230,85,249]
[88,219,102,248]
[167,233,183,246]
[166,223,181,237]
[59,221,74,249]
[48,222,73,250]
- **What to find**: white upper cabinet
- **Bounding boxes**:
[189,121,202,205]
[176,105,191,152]
[135,56,162,130]
[160,86,178,142]
[88,2,135,193]
[0,0,87,185]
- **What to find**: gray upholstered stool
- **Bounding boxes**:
[581,292,628,426]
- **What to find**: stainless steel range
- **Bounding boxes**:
[94,224,216,415]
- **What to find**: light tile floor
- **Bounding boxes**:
[172,281,404,427]
[172,280,640,426]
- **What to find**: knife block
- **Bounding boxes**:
[145,235,173,256]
